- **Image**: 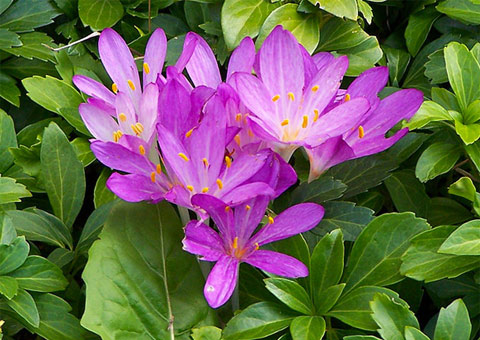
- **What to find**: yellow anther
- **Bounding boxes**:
[113,130,123,142]
[233,237,238,249]
[119,113,127,122]
[254,242,259,250]
[313,109,319,122]
[225,206,231,212]
[358,125,365,139]
[143,62,150,74]
[234,135,241,145]
[268,216,274,224]
[131,123,143,135]
[287,92,295,101]
[225,156,232,168]
[312,85,319,92]
[245,205,251,211]
[178,153,189,161]
[235,113,242,122]
[112,83,118,93]
[281,119,289,126]
[302,115,308,129]
[216,179,223,189]
[202,158,209,167]
[187,185,194,192]
[272,95,280,102]
[135,122,144,134]
[156,164,162,174]
[139,145,145,155]
[248,129,254,137]
[202,187,209,193]
[150,172,156,183]
[345,93,351,102]
[127,80,135,91]
[185,128,194,138]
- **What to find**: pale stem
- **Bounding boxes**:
[232,275,240,312]
[42,31,100,52]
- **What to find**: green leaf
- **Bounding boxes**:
[405,6,441,57]
[78,0,124,30]
[464,99,480,124]
[383,46,410,86]
[343,213,430,293]
[357,0,373,24]
[400,225,480,282]
[308,0,357,20]
[47,248,74,269]
[407,101,453,130]
[0,28,20,49]
[41,123,85,229]
[9,256,68,293]
[3,32,54,62]
[431,87,461,111]
[427,197,472,226]
[384,170,430,218]
[310,229,344,307]
[71,137,95,167]
[191,326,222,340]
[370,293,419,340]
[0,0,60,32]
[315,283,345,314]
[265,278,314,315]
[0,72,20,107]
[221,0,280,50]
[344,336,381,340]
[405,326,430,340]
[434,299,471,340]
[81,201,211,339]
[291,177,347,205]
[0,237,29,275]
[0,276,18,299]
[290,316,326,340]
[438,220,480,255]
[0,109,17,173]
[256,4,319,54]
[0,177,31,205]
[425,49,448,84]
[223,301,295,340]
[444,42,480,111]
[448,177,476,201]
[436,0,480,25]
[465,139,480,172]
[415,142,462,182]
[5,289,39,328]
[76,201,114,256]
[0,214,16,245]
[454,120,480,145]
[94,168,116,208]
[327,286,407,331]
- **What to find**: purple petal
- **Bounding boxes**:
[183,220,224,261]
[226,37,256,82]
[115,91,136,132]
[250,203,324,246]
[191,86,215,117]
[244,250,308,278]
[158,79,193,138]
[351,128,410,158]
[185,32,222,88]
[175,33,197,71]
[233,196,271,245]
[191,194,235,242]
[73,75,115,105]
[220,150,271,191]
[204,255,239,308]
[138,83,159,140]
[164,185,194,212]
[347,66,388,107]
[143,28,167,88]
[312,52,335,71]
[79,103,118,141]
[300,45,318,86]
[220,182,275,207]
[106,173,165,203]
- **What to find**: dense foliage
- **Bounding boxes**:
[0,0,479,339]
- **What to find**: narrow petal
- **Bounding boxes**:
[106,173,165,203]
[183,221,224,261]
[250,203,324,246]
[233,196,270,245]
[164,185,194,212]
[244,250,308,278]
[175,32,197,71]
[158,79,193,138]
[351,128,409,158]
[347,66,388,106]
[73,75,115,104]
[204,255,239,308]
[138,83,159,140]
[300,45,318,86]
[79,103,118,141]
[115,91,136,132]
[226,37,256,82]
[185,32,222,88]
[143,28,167,87]
[312,52,335,71]
[220,182,275,207]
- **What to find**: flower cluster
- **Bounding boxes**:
[73,26,422,308]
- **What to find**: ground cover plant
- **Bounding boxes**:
[0,0,479,339]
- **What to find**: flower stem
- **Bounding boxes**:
[232,275,240,312]
[178,206,190,226]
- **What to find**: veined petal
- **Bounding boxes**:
[220,182,275,206]
[191,86,215,119]
[233,196,271,246]
[300,45,318,86]
[351,128,409,158]
[347,66,388,106]
[115,91,136,132]
[175,33,197,72]
[312,52,334,71]
[183,220,224,261]
[250,202,324,246]
[244,250,308,278]
[73,75,115,105]
[143,28,167,88]
[185,32,222,88]
[79,103,118,141]
[226,37,256,83]
[204,255,239,308]
[158,78,193,138]
[106,173,165,203]
[164,185,195,212]
[138,83,159,140]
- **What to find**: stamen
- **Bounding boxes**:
[254,242,259,250]
[216,179,223,189]
[156,164,162,174]
[345,93,351,102]
[112,83,118,93]
[272,95,280,102]
[268,216,274,224]
[202,187,209,193]
[127,80,135,91]
[281,119,289,126]
[248,129,254,137]
[358,125,365,138]
[150,172,156,183]
[202,158,209,167]
[235,113,242,122]
[131,124,140,135]
[313,109,319,122]
[139,145,145,155]
[233,237,238,249]
[187,185,194,192]
[234,135,241,145]
[287,92,295,101]
[119,113,127,122]
[135,122,144,134]
[225,156,232,168]
[312,85,319,92]
[113,130,123,142]
[225,206,231,212]
[178,153,189,161]
[245,205,251,211]
[143,62,150,74]
[302,115,308,129]
[185,128,194,138]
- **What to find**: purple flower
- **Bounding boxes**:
[183,194,324,308]
[231,26,371,160]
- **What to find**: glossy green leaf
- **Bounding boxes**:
[71,137,95,167]
[404,326,430,340]
[315,283,345,315]
[434,299,471,340]
[76,201,114,256]
[0,237,29,275]
[0,27,20,49]
[0,177,31,205]
[343,213,430,293]
[448,177,476,201]
[291,177,347,205]
[223,301,295,340]
[0,214,16,245]
[436,0,480,25]
[81,201,211,339]
[221,0,280,50]
[405,6,441,57]
[0,109,17,173]
[427,197,472,226]
[370,293,419,340]
[454,120,480,145]
[0,276,18,300]
[465,139,480,172]
[344,336,381,340]
[3,32,54,62]
[308,0,357,20]
[191,326,222,340]
[357,0,373,24]
[431,87,461,111]
[464,99,480,124]
[407,101,453,130]
[41,123,85,229]
[383,46,410,86]
[6,289,39,327]
[438,220,480,255]
[415,142,462,182]
[94,168,116,208]
[425,49,448,84]
[290,316,325,340]
[401,225,480,282]
[0,71,20,107]
[78,0,124,30]
[0,0,60,32]
[47,248,74,269]
[265,278,314,315]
